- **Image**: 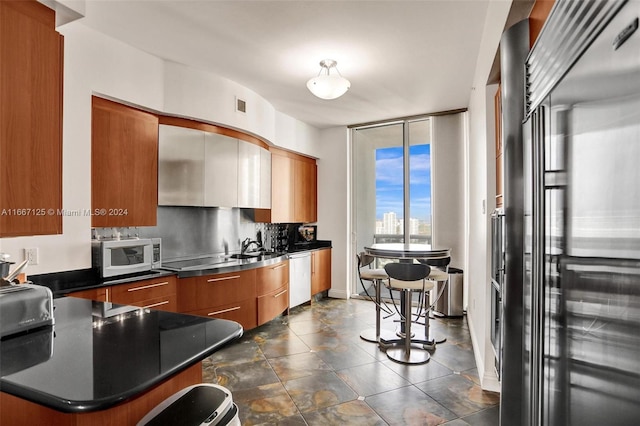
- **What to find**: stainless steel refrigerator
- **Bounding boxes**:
[519,1,640,425]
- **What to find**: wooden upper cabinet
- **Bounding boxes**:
[91,97,159,227]
[269,153,295,222]
[0,0,63,237]
[294,158,317,223]
[529,0,556,48]
[256,149,317,224]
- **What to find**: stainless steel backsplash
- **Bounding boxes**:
[139,206,257,261]
[93,207,295,262]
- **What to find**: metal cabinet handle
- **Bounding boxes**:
[208,306,241,316]
[127,281,169,292]
[207,275,240,283]
[274,289,287,298]
[142,300,170,309]
[271,264,286,270]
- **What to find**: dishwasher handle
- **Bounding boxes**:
[288,252,311,259]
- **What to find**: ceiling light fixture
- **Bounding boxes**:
[306,59,351,100]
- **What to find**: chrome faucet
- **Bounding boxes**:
[241,238,262,254]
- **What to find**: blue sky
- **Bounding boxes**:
[375,144,431,221]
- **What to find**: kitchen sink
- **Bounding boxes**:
[229,253,260,259]
[228,251,278,260]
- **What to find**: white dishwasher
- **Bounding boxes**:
[288,252,311,308]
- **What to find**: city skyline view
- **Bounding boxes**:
[375,144,432,222]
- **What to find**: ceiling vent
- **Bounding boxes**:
[236,97,246,113]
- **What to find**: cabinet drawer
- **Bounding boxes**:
[111,276,176,305]
[68,287,109,302]
[257,284,288,326]
[133,294,177,312]
[256,260,289,296]
[188,298,257,330]
[196,269,256,307]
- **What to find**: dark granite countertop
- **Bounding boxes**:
[28,241,332,295]
[28,268,176,298]
[287,240,332,253]
[0,297,242,413]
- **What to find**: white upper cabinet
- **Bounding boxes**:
[237,140,260,208]
[205,132,239,207]
[159,124,270,208]
[158,125,205,206]
[259,149,271,209]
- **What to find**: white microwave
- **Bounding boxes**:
[92,238,161,278]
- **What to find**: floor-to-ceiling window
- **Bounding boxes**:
[352,118,432,294]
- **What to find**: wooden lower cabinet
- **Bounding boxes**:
[177,262,291,330]
[257,286,288,326]
[68,276,177,312]
[67,286,109,302]
[178,269,257,330]
[70,260,294,331]
[0,362,202,426]
[189,298,257,329]
[311,248,332,296]
[256,260,289,326]
[110,275,177,312]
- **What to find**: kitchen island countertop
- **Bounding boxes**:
[0,297,242,414]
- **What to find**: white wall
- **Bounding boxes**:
[274,112,322,159]
[465,1,512,392]
[163,61,276,144]
[0,21,320,275]
[316,126,350,299]
[162,63,322,158]
[431,112,467,270]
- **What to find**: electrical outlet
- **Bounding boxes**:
[25,247,39,265]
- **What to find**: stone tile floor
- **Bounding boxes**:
[204,297,500,425]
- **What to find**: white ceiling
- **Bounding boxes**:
[79,0,495,129]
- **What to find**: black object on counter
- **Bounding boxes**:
[0,297,242,413]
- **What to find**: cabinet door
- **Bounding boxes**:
[270,153,295,222]
[0,0,62,237]
[68,287,109,302]
[294,159,317,223]
[189,298,257,330]
[257,285,288,326]
[237,140,260,208]
[110,275,176,310]
[256,261,289,296]
[181,269,257,330]
[204,132,238,207]
[311,248,331,295]
[255,150,316,223]
[92,97,159,227]
[259,149,272,209]
[158,125,205,206]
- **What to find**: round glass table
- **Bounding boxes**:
[363,243,451,364]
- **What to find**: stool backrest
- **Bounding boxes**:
[384,262,431,282]
[357,252,375,269]
[417,256,451,269]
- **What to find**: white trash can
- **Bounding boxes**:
[137,384,240,426]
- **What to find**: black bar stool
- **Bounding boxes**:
[382,262,433,364]
[357,252,394,343]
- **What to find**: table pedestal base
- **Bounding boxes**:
[386,345,431,364]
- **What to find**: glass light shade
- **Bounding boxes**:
[306,74,351,100]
